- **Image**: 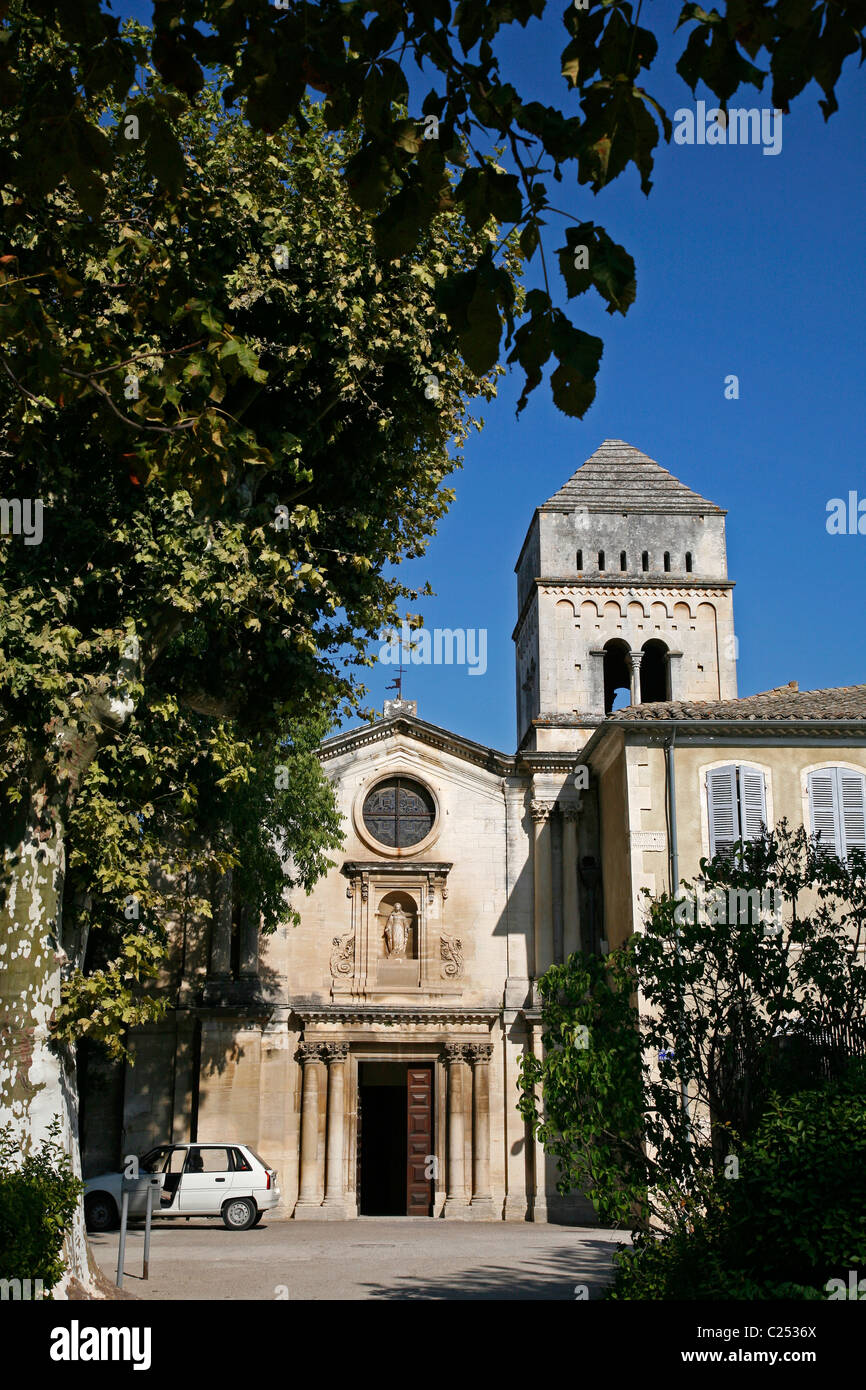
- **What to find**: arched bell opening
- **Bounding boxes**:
[603,639,632,713]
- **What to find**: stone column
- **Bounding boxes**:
[531,801,555,981]
[561,803,582,959]
[503,1027,530,1220]
[322,1043,349,1217]
[468,1044,496,1217]
[239,904,259,978]
[628,650,643,706]
[294,1042,325,1217]
[529,1020,548,1223]
[443,1043,468,1218]
[209,867,232,977]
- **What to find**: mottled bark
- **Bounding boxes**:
[0,783,96,1292]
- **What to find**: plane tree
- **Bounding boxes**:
[0,62,508,1285]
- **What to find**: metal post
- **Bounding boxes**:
[142,1180,154,1281]
[116,1188,129,1289]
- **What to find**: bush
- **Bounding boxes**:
[0,1120,83,1296]
[608,1076,866,1300]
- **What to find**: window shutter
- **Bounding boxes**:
[808,770,841,857]
[739,768,767,841]
[707,766,739,860]
[839,770,866,857]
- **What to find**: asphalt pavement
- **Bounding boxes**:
[90,1216,626,1300]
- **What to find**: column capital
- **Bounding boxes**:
[322,1041,349,1063]
[628,649,644,669]
[530,799,556,824]
[443,1042,468,1064]
[297,1041,325,1064]
[466,1043,494,1066]
[561,802,580,823]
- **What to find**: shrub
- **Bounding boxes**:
[607,1076,866,1300]
[0,1120,83,1296]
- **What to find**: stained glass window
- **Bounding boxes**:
[362,777,435,849]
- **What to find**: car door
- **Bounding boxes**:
[178,1146,234,1215]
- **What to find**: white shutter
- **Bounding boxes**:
[839,770,866,857]
[739,767,767,842]
[707,766,739,860]
[808,770,841,858]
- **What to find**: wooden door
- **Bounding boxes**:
[406,1066,433,1215]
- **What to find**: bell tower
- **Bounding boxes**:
[514,439,738,752]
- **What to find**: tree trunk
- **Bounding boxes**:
[0,787,97,1293]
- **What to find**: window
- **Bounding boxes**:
[598,550,605,571]
[576,549,583,571]
[185,1147,231,1174]
[140,1147,172,1174]
[706,765,767,860]
[362,777,436,848]
[685,551,693,573]
[620,550,627,571]
[807,767,866,860]
[663,551,671,573]
[231,1148,253,1172]
[641,551,649,572]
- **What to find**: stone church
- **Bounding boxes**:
[82,439,866,1221]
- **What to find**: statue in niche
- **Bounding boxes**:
[383,903,412,958]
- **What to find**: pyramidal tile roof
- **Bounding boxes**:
[543,439,724,514]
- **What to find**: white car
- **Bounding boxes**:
[84,1142,280,1232]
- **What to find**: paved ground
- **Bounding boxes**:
[91,1217,626,1301]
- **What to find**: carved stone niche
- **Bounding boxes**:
[375,889,420,988]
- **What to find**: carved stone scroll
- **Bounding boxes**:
[329,932,355,977]
[440,934,464,979]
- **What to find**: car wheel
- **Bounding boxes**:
[222,1197,256,1231]
[85,1192,119,1232]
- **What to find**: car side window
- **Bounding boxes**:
[185,1146,231,1174]
[140,1147,171,1174]
[232,1148,252,1172]
[167,1149,186,1174]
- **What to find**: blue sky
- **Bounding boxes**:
[369,14,866,751]
[117,4,866,752]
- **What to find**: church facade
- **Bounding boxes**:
[82,439,866,1222]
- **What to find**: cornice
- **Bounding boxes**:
[320,714,516,776]
[540,577,734,591]
[295,1005,501,1026]
[341,860,453,877]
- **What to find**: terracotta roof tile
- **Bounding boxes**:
[610,682,866,722]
